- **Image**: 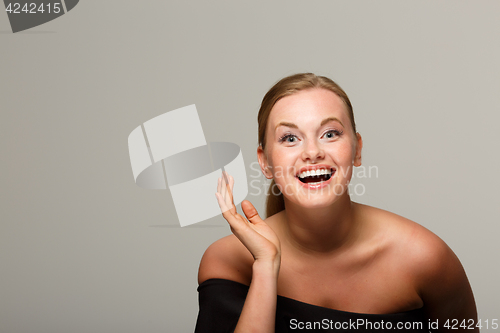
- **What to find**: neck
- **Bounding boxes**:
[280,192,359,255]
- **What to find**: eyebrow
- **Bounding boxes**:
[321,117,344,128]
[275,117,344,130]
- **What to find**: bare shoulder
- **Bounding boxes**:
[197,233,254,285]
[357,203,477,319]
[358,203,460,278]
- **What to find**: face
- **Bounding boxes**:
[258,88,362,209]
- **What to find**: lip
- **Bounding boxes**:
[296,164,336,176]
[295,164,336,190]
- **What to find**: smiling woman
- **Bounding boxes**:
[195,73,478,332]
[257,87,362,214]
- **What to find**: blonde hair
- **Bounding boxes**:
[258,73,356,217]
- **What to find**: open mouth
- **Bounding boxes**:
[297,168,335,184]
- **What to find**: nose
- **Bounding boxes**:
[301,139,324,163]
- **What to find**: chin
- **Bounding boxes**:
[285,189,345,210]
[300,200,335,210]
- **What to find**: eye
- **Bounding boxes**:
[323,129,343,139]
[279,133,298,143]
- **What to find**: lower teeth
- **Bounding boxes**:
[308,182,321,185]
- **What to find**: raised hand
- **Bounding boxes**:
[215,172,281,266]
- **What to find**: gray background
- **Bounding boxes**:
[1,1,499,332]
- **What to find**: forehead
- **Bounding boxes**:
[269,88,349,128]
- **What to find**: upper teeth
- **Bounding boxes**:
[298,169,331,178]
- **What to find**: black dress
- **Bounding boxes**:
[195,278,429,333]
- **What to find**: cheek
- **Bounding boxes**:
[268,150,289,179]
[331,143,356,182]
[331,143,355,165]
[267,147,292,167]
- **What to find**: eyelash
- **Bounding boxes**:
[278,133,297,143]
[323,129,343,138]
[278,129,343,143]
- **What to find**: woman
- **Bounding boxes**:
[195,73,478,332]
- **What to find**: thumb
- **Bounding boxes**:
[241,200,263,224]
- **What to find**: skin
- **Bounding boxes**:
[199,88,478,332]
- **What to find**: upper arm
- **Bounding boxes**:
[411,229,478,331]
[198,234,254,285]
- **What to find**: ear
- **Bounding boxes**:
[257,146,273,179]
[353,133,363,167]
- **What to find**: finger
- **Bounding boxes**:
[221,173,231,205]
[222,172,237,215]
[216,193,251,235]
[219,176,230,201]
[216,176,231,214]
[215,192,228,213]
[221,173,229,204]
[241,200,264,225]
[217,177,229,209]
[222,170,230,188]
[228,175,234,194]
[224,173,233,197]
[222,172,231,200]
[220,172,227,201]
